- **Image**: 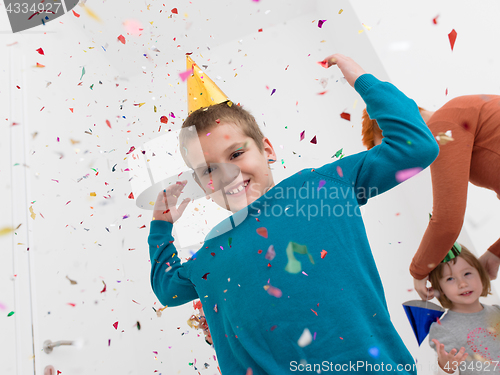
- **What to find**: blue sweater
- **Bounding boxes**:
[148,74,439,374]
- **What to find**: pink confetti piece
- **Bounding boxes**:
[0,302,7,310]
[265,245,275,260]
[336,166,343,178]
[113,321,119,330]
[321,250,328,259]
[266,285,282,298]
[123,19,143,36]
[117,35,126,44]
[318,20,327,28]
[179,69,193,82]
[317,60,329,68]
[395,167,422,183]
[300,130,305,141]
[256,227,268,238]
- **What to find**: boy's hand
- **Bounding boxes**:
[432,339,468,374]
[152,180,191,223]
[414,276,435,300]
[320,54,367,88]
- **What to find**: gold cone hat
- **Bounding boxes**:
[187,56,229,114]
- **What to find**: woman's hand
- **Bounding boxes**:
[432,339,467,374]
[413,276,435,300]
[319,53,367,88]
[478,250,500,280]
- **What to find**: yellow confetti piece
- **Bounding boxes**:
[358,30,364,34]
[339,9,343,14]
[90,192,96,196]
[70,139,80,145]
[81,4,102,22]
[227,101,233,107]
[362,23,372,31]
[0,227,14,236]
[138,102,146,107]
[353,99,358,109]
[29,206,36,220]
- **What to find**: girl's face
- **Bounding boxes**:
[439,257,484,313]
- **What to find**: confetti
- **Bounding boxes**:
[123,19,143,36]
[336,166,343,178]
[285,241,314,274]
[317,60,329,68]
[435,131,454,145]
[298,328,312,347]
[66,276,77,285]
[7,311,15,317]
[433,15,439,24]
[72,9,80,17]
[117,35,126,44]
[256,227,268,239]
[100,281,107,293]
[265,245,275,261]
[106,120,111,129]
[317,91,328,95]
[310,136,317,144]
[160,116,169,124]
[369,347,380,358]
[270,88,276,96]
[0,227,15,236]
[300,130,305,141]
[318,20,326,28]
[136,321,141,330]
[36,48,44,55]
[448,29,457,51]
[202,273,210,280]
[340,112,351,121]
[113,321,118,330]
[246,368,253,375]
[82,4,102,22]
[29,206,36,220]
[395,167,422,183]
[338,9,343,14]
[171,8,178,14]
[80,67,86,80]
[264,285,282,298]
[179,68,193,82]
[320,250,327,259]
[333,148,344,159]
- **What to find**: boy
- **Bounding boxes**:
[148,54,439,374]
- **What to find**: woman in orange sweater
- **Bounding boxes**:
[361,95,500,300]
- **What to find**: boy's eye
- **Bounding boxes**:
[446,277,453,282]
[231,151,243,159]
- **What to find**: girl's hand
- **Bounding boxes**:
[152,180,191,223]
[319,53,367,88]
[432,339,468,374]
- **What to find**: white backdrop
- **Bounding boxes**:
[1,1,499,374]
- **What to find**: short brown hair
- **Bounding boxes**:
[179,102,265,169]
[429,244,492,309]
[361,107,426,150]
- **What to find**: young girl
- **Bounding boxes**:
[428,243,500,374]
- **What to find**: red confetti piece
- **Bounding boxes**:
[72,10,80,17]
[128,192,134,199]
[445,88,448,96]
[126,146,135,154]
[432,15,439,25]
[193,300,202,309]
[215,119,221,124]
[178,68,193,82]
[69,108,74,113]
[171,8,178,14]
[35,62,45,68]
[214,304,218,312]
[100,281,107,293]
[258,28,263,32]
[117,35,126,44]
[448,29,457,51]
[336,166,343,178]
[300,130,305,141]
[210,252,215,256]
[437,317,442,325]
[270,325,277,331]
[202,273,210,280]
[113,321,118,330]
[311,309,318,316]
[310,136,317,144]
[256,227,268,238]
[67,303,76,307]
[139,225,146,229]
[320,250,327,259]
[340,112,351,121]
[317,91,328,95]
[318,20,327,28]
[106,120,111,128]
[246,368,253,375]
[36,47,44,55]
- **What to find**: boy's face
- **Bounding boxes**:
[439,257,483,312]
[186,122,276,213]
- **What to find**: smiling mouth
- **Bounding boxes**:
[225,179,250,195]
[460,291,473,296]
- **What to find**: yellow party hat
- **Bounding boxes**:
[187,56,229,114]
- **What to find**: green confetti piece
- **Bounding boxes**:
[7,311,15,317]
[284,242,314,274]
[228,238,232,247]
[333,148,344,159]
[136,321,141,330]
[90,84,94,90]
[80,66,86,80]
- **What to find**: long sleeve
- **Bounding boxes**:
[409,118,474,280]
[429,322,461,375]
[316,74,439,205]
[148,219,199,306]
